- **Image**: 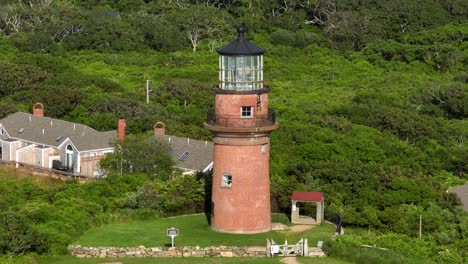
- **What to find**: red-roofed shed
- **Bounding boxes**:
[291,191,324,224]
[291,191,324,202]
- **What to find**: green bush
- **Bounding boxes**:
[270,29,322,48]
[324,235,432,264]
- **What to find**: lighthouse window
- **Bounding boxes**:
[241,106,254,118]
[221,173,232,188]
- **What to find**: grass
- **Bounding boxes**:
[298,257,353,264]
[0,166,65,188]
[75,214,335,248]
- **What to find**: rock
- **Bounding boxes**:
[191,251,204,257]
[271,223,289,231]
[247,246,266,253]
[166,249,178,257]
[99,252,107,258]
[220,251,233,257]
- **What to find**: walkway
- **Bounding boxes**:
[281,257,300,264]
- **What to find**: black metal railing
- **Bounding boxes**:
[206,108,276,128]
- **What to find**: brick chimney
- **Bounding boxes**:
[118,119,126,142]
[154,121,165,135]
[32,102,44,117]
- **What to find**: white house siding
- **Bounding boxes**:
[2,141,23,161]
[80,156,104,177]
[34,147,53,167]
[17,144,36,165]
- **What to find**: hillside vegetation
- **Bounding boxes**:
[0,0,467,262]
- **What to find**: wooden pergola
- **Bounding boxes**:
[291,191,324,224]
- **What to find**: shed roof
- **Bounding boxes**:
[217,24,265,56]
[0,112,116,151]
[291,191,324,202]
[154,134,213,172]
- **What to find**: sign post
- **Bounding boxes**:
[167,227,179,248]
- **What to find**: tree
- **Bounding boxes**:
[170,5,232,53]
[0,211,39,256]
[0,99,19,119]
[0,63,48,96]
[0,4,23,35]
[100,134,175,180]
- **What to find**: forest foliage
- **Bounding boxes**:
[0,0,467,262]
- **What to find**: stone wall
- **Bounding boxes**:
[68,245,267,258]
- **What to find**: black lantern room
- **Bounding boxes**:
[217,24,265,92]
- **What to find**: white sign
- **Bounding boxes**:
[167,228,179,237]
[167,227,179,248]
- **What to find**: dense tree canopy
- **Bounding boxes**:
[0,0,466,262]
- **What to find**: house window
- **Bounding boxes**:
[221,173,232,188]
[241,106,254,118]
[66,144,74,170]
[0,128,3,135]
[261,144,267,154]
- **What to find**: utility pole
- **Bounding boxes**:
[419,215,422,239]
[146,79,153,104]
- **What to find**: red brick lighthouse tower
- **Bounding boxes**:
[204,24,279,233]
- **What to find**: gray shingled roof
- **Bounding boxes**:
[0,112,116,151]
[449,184,468,211]
[154,134,213,172]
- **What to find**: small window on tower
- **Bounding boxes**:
[241,106,253,118]
[221,173,232,188]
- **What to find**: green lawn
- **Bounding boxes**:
[298,257,353,264]
[75,214,335,248]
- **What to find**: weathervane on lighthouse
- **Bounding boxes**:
[204,24,279,234]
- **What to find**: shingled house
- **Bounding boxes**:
[0,105,213,177]
[153,122,213,175]
[0,103,119,177]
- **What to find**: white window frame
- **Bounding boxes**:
[221,173,232,188]
[240,106,254,118]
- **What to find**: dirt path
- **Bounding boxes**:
[281,257,300,264]
[288,224,314,232]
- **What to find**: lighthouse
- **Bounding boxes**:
[204,24,279,233]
